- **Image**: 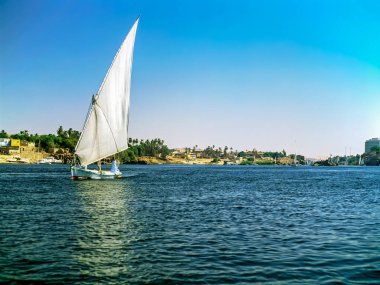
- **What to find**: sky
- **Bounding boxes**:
[1,0,380,157]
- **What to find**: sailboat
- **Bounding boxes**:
[71,18,139,180]
[291,153,298,167]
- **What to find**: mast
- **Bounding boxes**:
[345,147,348,166]
[37,139,40,163]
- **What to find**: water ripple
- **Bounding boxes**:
[0,164,379,284]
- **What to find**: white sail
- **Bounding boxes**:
[75,19,139,166]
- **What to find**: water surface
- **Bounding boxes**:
[0,165,379,284]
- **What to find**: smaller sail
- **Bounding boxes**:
[75,19,139,166]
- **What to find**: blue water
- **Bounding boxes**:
[0,164,379,284]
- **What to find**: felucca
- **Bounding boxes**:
[71,18,139,179]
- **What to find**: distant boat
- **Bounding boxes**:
[358,155,364,166]
[39,157,62,164]
[18,158,29,163]
[71,18,139,180]
[7,157,29,163]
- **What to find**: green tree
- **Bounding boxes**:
[0,130,7,138]
[57,126,64,137]
[238,151,246,157]
[370,146,380,154]
[223,146,228,158]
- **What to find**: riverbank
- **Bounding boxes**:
[2,152,376,166]
[0,154,291,166]
[136,155,295,165]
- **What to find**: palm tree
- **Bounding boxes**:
[57,126,64,137]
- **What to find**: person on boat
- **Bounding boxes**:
[111,159,119,174]
[97,161,102,173]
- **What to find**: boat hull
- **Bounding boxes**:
[71,166,122,180]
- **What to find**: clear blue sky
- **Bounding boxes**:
[1,0,380,157]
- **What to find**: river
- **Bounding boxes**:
[0,164,379,284]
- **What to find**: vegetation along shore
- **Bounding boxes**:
[0,127,379,166]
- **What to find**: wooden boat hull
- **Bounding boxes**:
[71,166,122,180]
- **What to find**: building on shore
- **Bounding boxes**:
[365,138,380,153]
[0,138,11,148]
[172,148,205,159]
[48,148,71,162]
[0,139,35,155]
[0,139,20,155]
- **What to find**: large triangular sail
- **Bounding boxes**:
[75,19,139,166]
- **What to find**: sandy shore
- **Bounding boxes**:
[0,153,293,165]
[0,152,50,164]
